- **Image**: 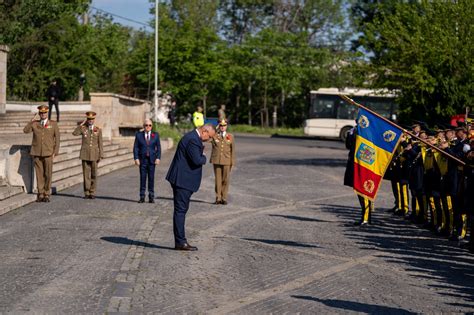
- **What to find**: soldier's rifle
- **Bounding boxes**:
[339,94,466,166]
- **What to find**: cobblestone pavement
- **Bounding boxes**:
[1,135,473,314]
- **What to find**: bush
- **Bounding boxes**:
[152,123,182,144]
[228,124,304,136]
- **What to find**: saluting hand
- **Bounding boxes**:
[80,119,87,126]
[31,113,38,122]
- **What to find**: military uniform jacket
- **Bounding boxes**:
[210,132,236,166]
[73,125,104,161]
[23,120,60,157]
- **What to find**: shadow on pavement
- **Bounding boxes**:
[268,214,328,223]
[249,158,348,167]
[242,238,320,248]
[317,204,474,307]
[101,236,175,250]
[155,196,213,204]
[291,296,416,314]
[55,193,137,203]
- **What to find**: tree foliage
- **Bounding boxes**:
[351,0,474,124]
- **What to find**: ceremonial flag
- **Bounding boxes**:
[353,108,402,200]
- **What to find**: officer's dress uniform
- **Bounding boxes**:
[72,120,103,198]
[23,108,60,202]
[210,128,236,204]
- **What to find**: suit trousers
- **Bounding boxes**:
[139,158,156,198]
[82,160,98,196]
[213,164,231,201]
[172,185,193,245]
[48,100,59,122]
[34,156,53,196]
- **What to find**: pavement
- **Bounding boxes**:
[0,135,473,313]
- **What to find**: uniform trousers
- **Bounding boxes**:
[213,164,231,202]
[82,160,98,196]
[357,195,372,223]
[34,156,53,197]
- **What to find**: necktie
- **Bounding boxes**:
[41,120,45,127]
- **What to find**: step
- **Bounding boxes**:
[53,147,133,172]
[52,151,132,182]
[54,144,121,162]
[0,192,37,216]
[51,159,134,193]
[0,186,24,201]
[57,141,113,155]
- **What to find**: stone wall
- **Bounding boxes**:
[0,144,34,192]
[0,45,9,115]
[90,93,151,140]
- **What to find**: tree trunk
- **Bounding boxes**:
[247,83,252,125]
[273,105,277,128]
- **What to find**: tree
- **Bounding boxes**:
[351,0,474,123]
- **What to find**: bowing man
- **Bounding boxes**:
[134,119,161,203]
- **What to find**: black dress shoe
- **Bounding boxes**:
[214,200,221,205]
[221,200,228,205]
[138,198,145,203]
[149,198,155,203]
[90,195,96,199]
[36,195,43,202]
[175,243,198,251]
[43,196,50,202]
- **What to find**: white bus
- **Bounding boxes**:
[303,88,398,141]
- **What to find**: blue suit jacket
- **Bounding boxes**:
[133,131,161,161]
[166,130,206,192]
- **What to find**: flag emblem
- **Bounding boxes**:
[356,143,376,165]
[363,180,375,193]
[358,115,370,128]
[383,130,396,142]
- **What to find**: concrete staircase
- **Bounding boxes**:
[0,111,135,215]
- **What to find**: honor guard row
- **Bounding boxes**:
[24,106,103,201]
[346,119,474,252]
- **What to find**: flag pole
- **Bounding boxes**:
[339,94,466,166]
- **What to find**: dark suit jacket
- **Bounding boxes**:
[133,131,161,161]
[166,130,206,192]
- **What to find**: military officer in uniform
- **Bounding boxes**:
[210,119,236,205]
[23,105,60,202]
[72,111,103,199]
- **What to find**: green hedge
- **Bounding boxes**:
[152,123,182,144]
[228,124,304,136]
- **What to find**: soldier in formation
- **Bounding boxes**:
[387,123,474,251]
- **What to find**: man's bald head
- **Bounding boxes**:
[199,124,216,142]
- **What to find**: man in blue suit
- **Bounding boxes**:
[134,119,161,203]
[166,124,216,251]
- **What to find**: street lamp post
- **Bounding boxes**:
[154,0,159,123]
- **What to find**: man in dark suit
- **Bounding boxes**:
[166,124,216,251]
[134,119,161,203]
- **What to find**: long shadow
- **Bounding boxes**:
[243,238,320,249]
[155,196,213,204]
[268,214,328,223]
[101,236,175,250]
[250,158,347,167]
[55,193,137,203]
[318,203,474,307]
[291,296,416,314]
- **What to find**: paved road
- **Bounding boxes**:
[0,135,473,314]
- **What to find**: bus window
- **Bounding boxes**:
[310,96,336,118]
[336,100,358,120]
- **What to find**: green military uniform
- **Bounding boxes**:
[210,121,236,204]
[72,111,104,198]
[23,105,60,202]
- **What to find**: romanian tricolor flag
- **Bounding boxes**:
[353,108,402,200]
